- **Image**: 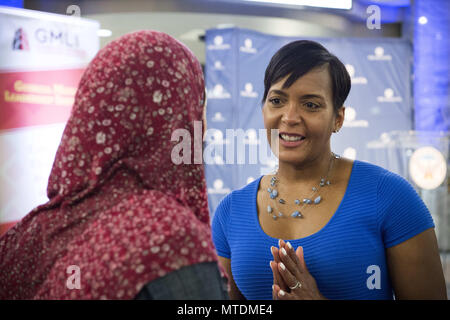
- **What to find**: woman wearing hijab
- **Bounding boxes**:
[0,30,227,300]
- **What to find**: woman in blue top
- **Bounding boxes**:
[212,40,447,300]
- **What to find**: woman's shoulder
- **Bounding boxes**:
[224,176,263,199]
[355,160,410,185]
[342,159,419,202]
[350,160,419,203]
[350,159,404,184]
[351,159,389,175]
[214,176,263,214]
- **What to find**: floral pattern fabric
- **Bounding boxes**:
[0,30,219,299]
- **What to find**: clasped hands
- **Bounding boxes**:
[270,239,326,300]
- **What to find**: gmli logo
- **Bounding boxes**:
[12,28,30,50]
[12,27,80,51]
[34,28,80,48]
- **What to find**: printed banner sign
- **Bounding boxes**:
[0,6,99,235]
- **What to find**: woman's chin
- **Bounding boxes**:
[277,152,308,166]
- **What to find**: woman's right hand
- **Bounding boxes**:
[270,239,326,300]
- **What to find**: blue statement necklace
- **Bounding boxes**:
[266,153,339,220]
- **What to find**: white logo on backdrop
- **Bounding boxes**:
[213,60,225,70]
[240,83,258,98]
[208,179,231,194]
[239,38,257,54]
[343,107,369,128]
[343,147,357,160]
[211,112,226,122]
[367,46,392,61]
[207,36,231,50]
[377,88,402,102]
[208,84,231,99]
[345,64,368,85]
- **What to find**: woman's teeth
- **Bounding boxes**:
[280,134,305,141]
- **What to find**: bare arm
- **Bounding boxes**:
[386,228,447,299]
[218,256,246,300]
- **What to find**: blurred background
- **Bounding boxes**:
[0,0,449,297]
[18,0,411,63]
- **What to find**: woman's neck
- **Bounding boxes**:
[275,151,335,186]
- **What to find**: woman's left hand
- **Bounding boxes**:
[270,239,327,300]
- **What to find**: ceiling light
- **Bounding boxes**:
[418,16,428,25]
[97,29,112,37]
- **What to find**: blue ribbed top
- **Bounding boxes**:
[212,160,435,300]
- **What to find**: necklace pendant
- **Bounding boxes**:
[270,177,276,187]
[291,211,302,218]
[270,189,278,199]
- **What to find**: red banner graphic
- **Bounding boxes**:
[0,68,85,131]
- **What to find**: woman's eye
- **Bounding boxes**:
[269,98,282,105]
[305,102,320,109]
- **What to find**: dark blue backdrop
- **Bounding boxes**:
[204,27,413,216]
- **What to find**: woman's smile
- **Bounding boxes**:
[279,132,306,147]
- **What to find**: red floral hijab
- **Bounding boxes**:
[0,30,219,299]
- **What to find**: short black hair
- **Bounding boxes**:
[262,40,351,113]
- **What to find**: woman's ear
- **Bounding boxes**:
[334,106,345,132]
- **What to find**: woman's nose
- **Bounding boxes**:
[281,103,301,126]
